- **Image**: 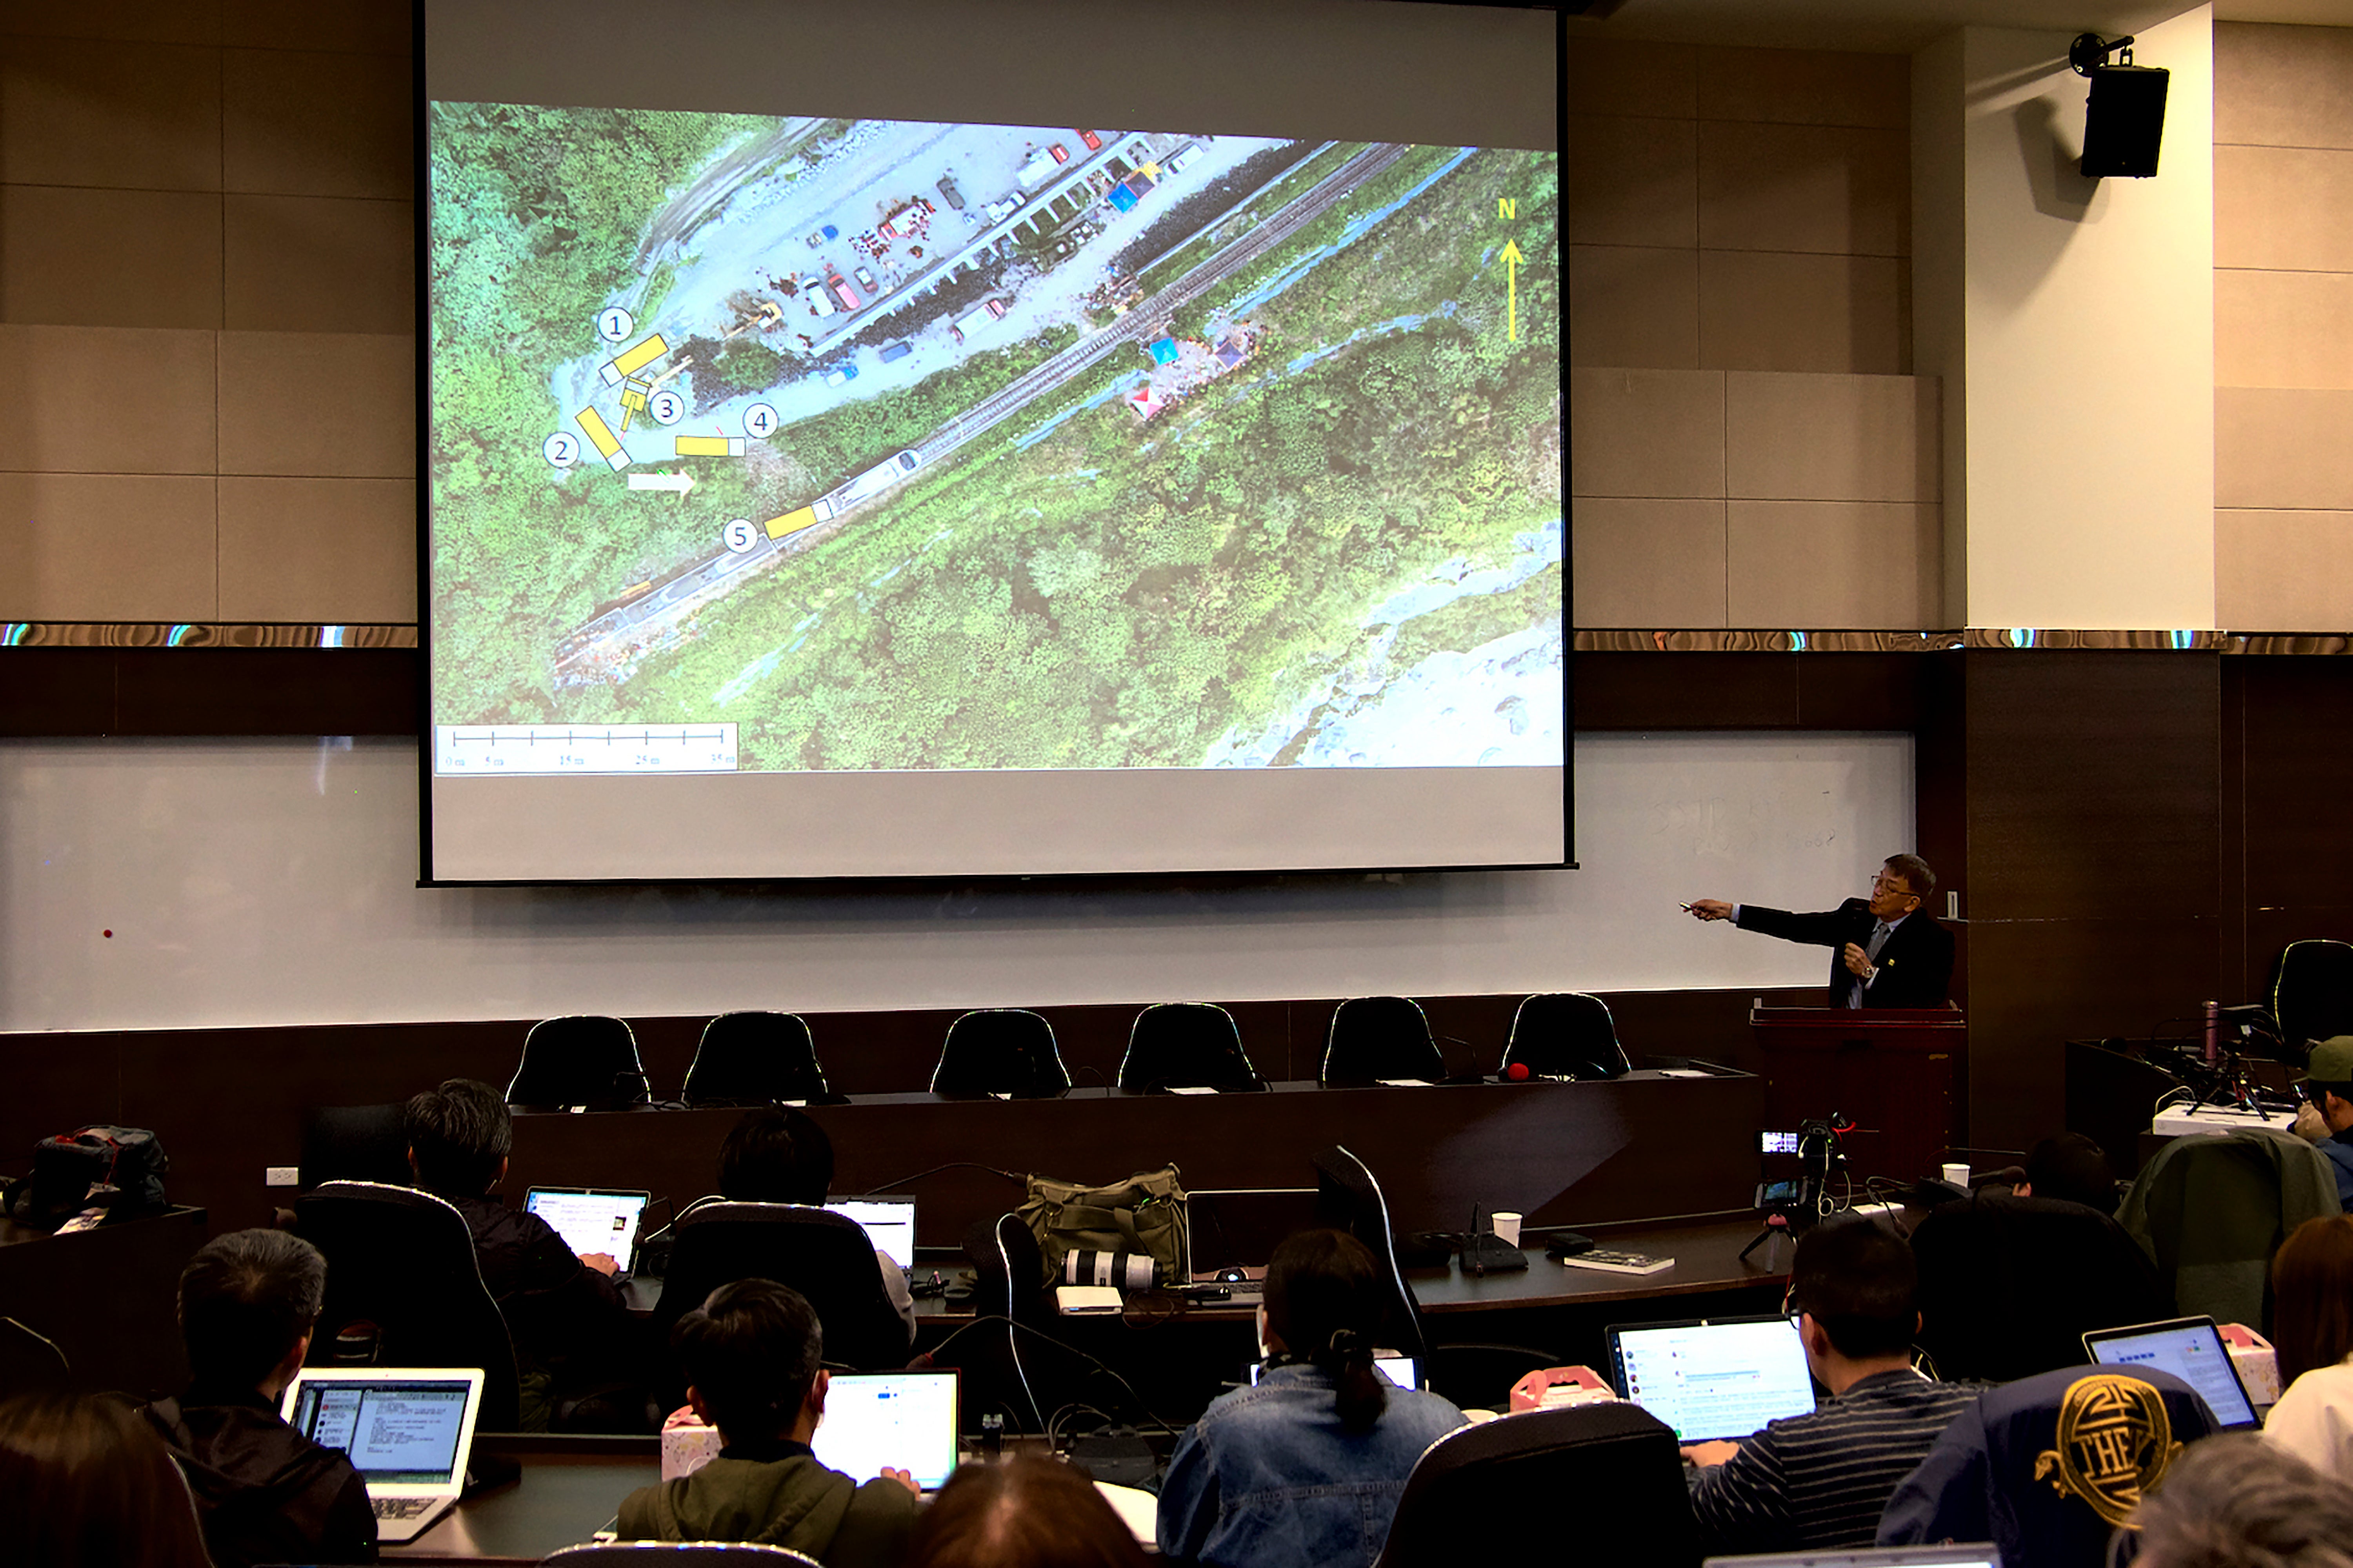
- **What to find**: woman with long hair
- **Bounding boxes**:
[1155,1228,1465,1568]
[2264,1213,2353,1478]
[0,1389,214,1568]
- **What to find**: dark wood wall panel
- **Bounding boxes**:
[1574,653,1928,731]
[0,649,419,737]
[2227,657,2353,1001]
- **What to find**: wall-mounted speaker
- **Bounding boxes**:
[2080,64,2169,178]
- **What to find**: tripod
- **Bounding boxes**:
[1740,1209,1795,1264]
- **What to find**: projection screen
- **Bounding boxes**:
[421,0,1562,881]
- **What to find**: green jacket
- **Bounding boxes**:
[618,1443,922,1567]
[2117,1126,2343,1331]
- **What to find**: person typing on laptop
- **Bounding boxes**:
[1684,1217,1982,1557]
[715,1107,917,1346]
[620,1279,922,1564]
[403,1078,631,1428]
[142,1229,378,1567]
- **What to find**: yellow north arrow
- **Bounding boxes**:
[1499,239,1525,342]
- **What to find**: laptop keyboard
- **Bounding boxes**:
[373,1496,440,1520]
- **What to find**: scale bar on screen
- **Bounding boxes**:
[435,724,739,775]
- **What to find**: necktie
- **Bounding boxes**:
[1848,921,1893,1008]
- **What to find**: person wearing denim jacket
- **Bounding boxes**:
[1156,1230,1466,1568]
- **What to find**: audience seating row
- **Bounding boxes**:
[504,993,1636,1110]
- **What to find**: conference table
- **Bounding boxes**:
[392,1219,1791,1564]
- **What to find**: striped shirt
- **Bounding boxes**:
[1687,1369,1984,1556]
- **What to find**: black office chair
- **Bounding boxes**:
[1118,1002,1267,1093]
[952,1212,1055,1432]
[1372,1403,1697,1568]
[1910,1192,2167,1383]
[930,1010,1071,1099]
[1311,1145,1428,1360]
[648,1203,911,1380]
[506,1016,650,1110]
[0,1316,70,1397]
[298,1103,413,1187]
[682,1012,833,1106]
[1321,996,1445,1087]
[290,1181,522,1432]
[542,1546,822,1564]
[1502,993,1631,1081]
[2271,938,2353,1062]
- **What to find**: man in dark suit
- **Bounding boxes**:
[1687,854,1954,1009]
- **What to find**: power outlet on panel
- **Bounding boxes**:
[265,1166,300,1187]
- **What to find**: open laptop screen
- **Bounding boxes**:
[1608,1316,1818,1443]
[524,1186,651,1263]
[812,1370,960,1491]
[826,1197,917,1271]
[287,1376,475,1486]
[2084,1317,2260,1430]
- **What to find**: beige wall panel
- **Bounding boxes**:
[1695,45,1908,131]
[1698,250,1904,374]
[2215,145,2353,273]
[0,324,216,475]
[2216,387,2353,511]
[2216,507,2353,630]
[224,48,413,199]
[1725,500,1937,627]
[223,194,413,333]
[217,475,415,621]
[222,0,411,55]
[1725,372,1934,503]
[0,471,215,620]
[217,331,415,478]
[1698,122,1908,257]
[1568,367,1724,499]
[0,0,219,46]
[1569,497,1726,627]
[2215,268,2353,389]
[0,36,222,191]
[1568,245,1698,369]
[1566,37,1696,120]
[2215,22,2353,151]
[0,185,222,328]
[1567,116,1697,250]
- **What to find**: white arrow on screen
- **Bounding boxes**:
[626,472,696,496]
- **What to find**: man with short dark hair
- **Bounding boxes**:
[402,1077,629,1425]
[2298,1037,2353,1207]
[717,1107,915,1345]
[619,1279,921,1563]
[1683,1217,1981,1556]
[144,1228,378,1567]
[1686,854,1955,1009]
[2017,1132,2120,1213]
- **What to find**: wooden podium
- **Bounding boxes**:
[1749,1007,1966,1183]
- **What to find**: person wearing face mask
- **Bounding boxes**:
[1155,1228,1466,1568]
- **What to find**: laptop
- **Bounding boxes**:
[2083,1315,2262,1429]
[825,1196,918,1274]
[1704,1550,2001,1568]
[810,1369,961,1492]
[1249,1354,1420,1390]
[1185,1188,1322,1282]
[1606,1315,1819,1443]
[280,1367,486,1544]
[524,1186,652,1269]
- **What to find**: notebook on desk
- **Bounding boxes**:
[825,1196,918,1274]
[1606,1314,1818,1443]
[810,1369,960,1492]
[524,1186,651,1268]
[281,1367,485,1544]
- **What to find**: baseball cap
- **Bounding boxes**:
[2300,1035,2353,1087]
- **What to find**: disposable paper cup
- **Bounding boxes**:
[1491,1211,1523,1247]
[1941,1163,1971,1188]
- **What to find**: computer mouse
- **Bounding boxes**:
[1215,1267,1250,1284]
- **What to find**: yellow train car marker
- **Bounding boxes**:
[763,506,821,541]
[598,333,671,386]
[573,406,630,471]
[676,434,747,458]
[616,376,652,431]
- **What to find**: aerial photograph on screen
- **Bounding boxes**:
[427,107,1560,774]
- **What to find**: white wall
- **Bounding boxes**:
[0,733,1914,1031]
[1921,8,2218,629]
